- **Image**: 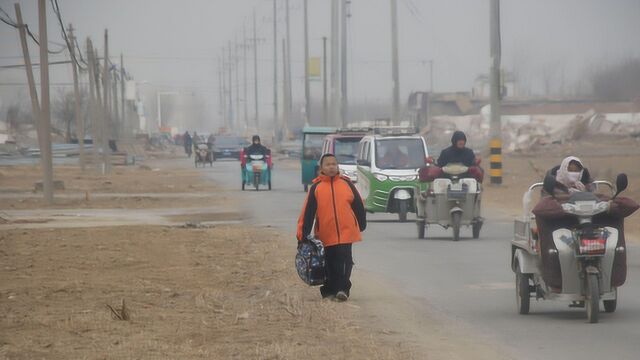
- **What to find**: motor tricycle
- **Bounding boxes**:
[415,162,483,241]
[355,130,429,222]
[511,174,638,323]
[194,143,213,167]
[241,149,272,191]
[301,126,337,192]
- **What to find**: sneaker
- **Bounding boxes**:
[335,291,348,302]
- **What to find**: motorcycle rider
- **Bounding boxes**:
[245,135,269,156]
[437,131,476,167]
[430,131,483,182]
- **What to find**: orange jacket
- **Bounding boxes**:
[297,174,367,247]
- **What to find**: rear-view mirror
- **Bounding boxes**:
[614,173,628,198]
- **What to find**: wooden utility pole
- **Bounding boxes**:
[303,0,310,126]
[253,10,260,132]
[14,4,40,126]
[86,38,100,168]
[390,0,400,125]
[102,30,111,174]
[68,24,85,170]
[37,0,54,204]
[489,0,503,185]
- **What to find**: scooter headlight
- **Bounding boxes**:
[373,173,388,182]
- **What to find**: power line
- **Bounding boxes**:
[49,0,86,70]
[0,5,67,54]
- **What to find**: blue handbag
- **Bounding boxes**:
[295,235,326,286]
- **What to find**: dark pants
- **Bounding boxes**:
[320,244,353,298]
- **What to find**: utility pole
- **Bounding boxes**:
[303,0,311,126]
[253,10,260,132]
[120,53,126,138]
[285,0,292,114]
[282,38,289,140]
[112,64,119,139]
[87,39,100,167]
[68,24,85,170]
[489,0,502,185]
[322,36,328,126]
[340,0,348,128]
[273,0,279,142]
[218,56,224,130]
[234,35,240,134]
[14,4,40,136]
[36,0,54,203]
[102,29,111,174]
[330,0,340,127]
[227,41,234,130]
[390,0,400,126]
[243,23,249,133]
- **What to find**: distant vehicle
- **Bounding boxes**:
[211,136,249,160]
[356,129,429,222]
[321,128,371,183]
[301,126,337,192]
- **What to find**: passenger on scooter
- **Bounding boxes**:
[546,156,594,196]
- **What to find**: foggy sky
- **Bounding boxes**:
[1,0,639,128]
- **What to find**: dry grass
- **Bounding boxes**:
[0,225,414,359]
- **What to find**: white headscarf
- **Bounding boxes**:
[556,156,586,193]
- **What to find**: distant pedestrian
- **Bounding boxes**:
[184,131,193,158]
[296,153,367,301]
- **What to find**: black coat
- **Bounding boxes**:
[436,146,476,167]
[245,143,269,156]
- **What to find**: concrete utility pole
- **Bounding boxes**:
[218,57,224,129]
[243,23,249,133]
[86,39,100,167]
[340,0,348,128]
[120,53,126,137]
[330,0,340,127]
[234,35,240,134]
[112,64,119,139]
[273,0,279,142]
[322,36,328,125]
[227,41,234,130]
[390,0,400,125]
[285,0,292,114]
[489,0,502,185]
[14,4,40,135]
[221,52,228,130]
[282,38,289,140]
[37,0,54,203]
[253,10,260,132]
[303,0,310,126]
[102,29,111,174]
[68,24,85,170]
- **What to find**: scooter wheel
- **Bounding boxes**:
[516,264,531,315]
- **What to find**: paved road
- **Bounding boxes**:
[204,159,640,360]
